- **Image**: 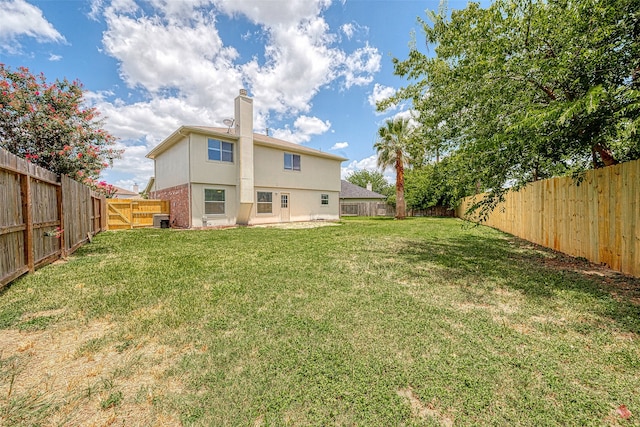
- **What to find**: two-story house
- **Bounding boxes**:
[146,89,347,228]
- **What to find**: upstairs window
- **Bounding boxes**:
[284,153,301,171]
[208,139,233,162]
[321,194,329,205]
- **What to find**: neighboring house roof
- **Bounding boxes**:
[339,180,386,199]
[146,125,347,162]
[112,185,140,198]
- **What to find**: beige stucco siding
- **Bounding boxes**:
[188,133,238,186]
[190,183,238,227]
[249,187,340,225]
[154,136,189,190]
[253,145,342,192]
[287,189,339,222]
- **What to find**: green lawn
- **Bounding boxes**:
[1,218,639,426]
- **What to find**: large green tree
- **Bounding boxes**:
[346,169,393,197]
[374,118,413,219]
[405,155,476,210]
[0,65,121,185]
[383,0,640,213]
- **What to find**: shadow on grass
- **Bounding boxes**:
[395,233,640,334]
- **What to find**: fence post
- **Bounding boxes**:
[101,198,107,231]
[57,182,66,258]
[20,174,34,272]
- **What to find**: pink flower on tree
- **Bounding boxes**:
[0,64,122,180]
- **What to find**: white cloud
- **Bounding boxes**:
[340,21,368,41]
[48,53,62,61]
[242,16,339,116]
[341,155,377,178]
[368,83,397,110]
[294,115,331,135]
[341,154,395,182]
[271,115,331,144]
[90,0,138,19]
[100,144,154,189]
[340,44,381,89]
[88,0,104,20]
[102,10,242,103]
[214,0,331,27]
[341,23,354,39]
[331,142,348,150]
[0,0,66,53]
[110,142,154,176]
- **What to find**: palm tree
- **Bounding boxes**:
[374,118,413,219]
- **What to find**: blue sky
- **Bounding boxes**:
[1,0,475,191]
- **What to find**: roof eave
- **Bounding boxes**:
[147,125,347,163]
[146,126,188,160]
[253,138,348,162]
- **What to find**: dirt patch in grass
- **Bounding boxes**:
[19,308,66,322]
[0,318,183,425]
[512,238,640,305]
[397,387,454,427]
[252,220,341,229]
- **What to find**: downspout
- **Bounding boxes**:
[187,132,192,228]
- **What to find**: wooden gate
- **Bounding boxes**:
[107,199,169,230]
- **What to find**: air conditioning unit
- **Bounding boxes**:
[153,214,170,228]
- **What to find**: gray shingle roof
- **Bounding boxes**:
[339,180,386,199]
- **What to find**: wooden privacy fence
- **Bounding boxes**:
[0,148,106,288]
[457,159,640,278]
[409,206,455,217]
[107,199,170,230]
[340,202,454,218]
[340,202,389,217]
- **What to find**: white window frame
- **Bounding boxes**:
[204,189,225,215]
[257,191,273,214]
[208,138,234,163]
[321,194,329,205]
[284,153,301,171]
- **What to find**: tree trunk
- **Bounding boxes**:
[592,142,618,168]
[395,153,406,219]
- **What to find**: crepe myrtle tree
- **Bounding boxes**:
[0,65,121,194]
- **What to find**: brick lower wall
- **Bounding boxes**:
[152,184,190,228]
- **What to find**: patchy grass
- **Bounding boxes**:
[0,217,639,426]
